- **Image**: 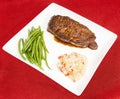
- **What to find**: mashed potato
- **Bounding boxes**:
[57,52,87,82]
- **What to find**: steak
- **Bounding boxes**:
[47,15,98,50]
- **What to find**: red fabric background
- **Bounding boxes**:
[0,0,120,99]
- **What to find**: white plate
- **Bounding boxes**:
[2,3,117,96]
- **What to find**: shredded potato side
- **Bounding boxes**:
[57,52,87,82]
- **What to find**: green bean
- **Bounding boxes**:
[43,46,50,69]
[31,39,36,57]
[18,38,26,60]
[25,52,33,64]
[41,31,49,53]
[35,38,39,63]
[38,37,43,68]
[18,26,50,70]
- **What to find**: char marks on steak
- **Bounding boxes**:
[47,15,98,50]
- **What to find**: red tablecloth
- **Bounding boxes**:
[0,0,120,99]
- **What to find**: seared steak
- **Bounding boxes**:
[47,15,98,50]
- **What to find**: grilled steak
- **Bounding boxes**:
[47,15,98,50]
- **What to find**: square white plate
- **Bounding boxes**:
[2,3,117,96]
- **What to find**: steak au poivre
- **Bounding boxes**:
[47,15,98,50]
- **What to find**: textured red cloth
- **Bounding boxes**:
[0,0,120,99]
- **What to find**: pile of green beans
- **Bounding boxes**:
[18,26,50,70]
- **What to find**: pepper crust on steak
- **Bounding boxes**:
[47,15,98,50]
